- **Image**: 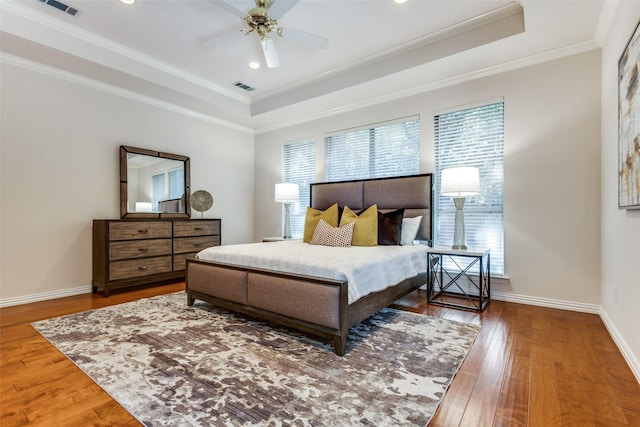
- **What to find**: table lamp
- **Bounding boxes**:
[135,202,153,213]
[440,167,480,250]
[275,183,299,239]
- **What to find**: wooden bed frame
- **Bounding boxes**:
[186,174,433,355]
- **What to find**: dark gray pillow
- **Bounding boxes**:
[377,208,405,245]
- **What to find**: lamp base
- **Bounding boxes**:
[282,202,292,239]
[452,197,467,250]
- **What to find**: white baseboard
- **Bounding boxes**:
[492,291,639,383]
[491,291,601,314]
[598,308,640,383]
[0,285,93,308]
[2,285,638,382]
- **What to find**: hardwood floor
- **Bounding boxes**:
[1,282,639,426]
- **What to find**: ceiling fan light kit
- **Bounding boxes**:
[213,0,328,69]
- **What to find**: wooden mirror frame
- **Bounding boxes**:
[120,145,191,219]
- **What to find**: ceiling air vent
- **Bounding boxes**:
[233,81,255,92]
[38,0,79,16]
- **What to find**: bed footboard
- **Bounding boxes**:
[186,259,350,355]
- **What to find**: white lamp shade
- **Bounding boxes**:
[274,183,299,202]
[135,202,153,212]
[441,167,480,197]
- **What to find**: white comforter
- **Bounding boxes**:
[196,240,429,304]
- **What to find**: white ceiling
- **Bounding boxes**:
[0,0,611,133]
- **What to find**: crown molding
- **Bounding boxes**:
[1,53,254,135]
[251,2,526,117]
[594,0,619,45]
[253,2,525,104]
[0,0,249,105]
[254,39,600,134]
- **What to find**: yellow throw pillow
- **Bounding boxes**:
[339,205,378,246]
[303,203,339,243]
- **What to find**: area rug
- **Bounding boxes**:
[32,292,480,426]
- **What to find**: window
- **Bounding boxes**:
[152,168,185,211]
[168,168,185,199]
[434,101,505,276]
[152,173,165,212]
[283,139,316,238]
[325,116,420,181]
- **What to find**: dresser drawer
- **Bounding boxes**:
[93,218,221,296]
[173,236,220,254]
[173,252,197,271]
[109,256,172,281]
[109,239,171,261]
[173,220,220,237]
[109,222,172,241]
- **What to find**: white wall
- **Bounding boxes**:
[600,1,640,379]
[0,61,254,303]
[255,50,602,306]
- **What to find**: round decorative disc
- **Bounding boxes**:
[191,190,213,213]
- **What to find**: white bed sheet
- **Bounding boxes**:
[195,240,429,304]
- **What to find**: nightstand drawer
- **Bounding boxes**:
[109,222,172,241]
[109,239,171,261]
[174,236,220,254]
[109,256,172,280]
[173,220,220,237]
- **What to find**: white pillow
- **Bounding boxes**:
[401,216,423,245]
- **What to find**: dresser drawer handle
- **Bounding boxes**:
[194,227,203,231]
[138,247,148,252]
[193,243,203,247]
[138,266,148,271]
[138,229,149,234]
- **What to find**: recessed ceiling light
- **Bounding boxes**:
[394,0,408,3]
[248,62,260,70]
[120,0,135,4]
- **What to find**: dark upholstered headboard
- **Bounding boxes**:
[158,198,184,213]
[310,174,433,243]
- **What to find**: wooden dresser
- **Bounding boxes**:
[92,219,221,296]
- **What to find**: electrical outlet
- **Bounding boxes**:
[614,286,618,304]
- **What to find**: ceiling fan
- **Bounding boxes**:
[208,0,328,68]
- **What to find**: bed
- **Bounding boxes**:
[186,173,433,355]
[158,198,184,213]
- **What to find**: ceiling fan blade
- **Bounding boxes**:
[214,0,248,19]
[202,29,244,47]
[281,28,328,50]
[266,0,300,19]
[261,37,280,68]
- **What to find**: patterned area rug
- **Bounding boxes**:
[32,292,480,426]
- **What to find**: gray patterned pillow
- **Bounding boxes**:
[310,219,355,247]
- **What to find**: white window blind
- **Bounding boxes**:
[434,101,505,276]
[325,116,420,181]
[152,173,165,212]
[168,168,184,199]
[283,139,316,238]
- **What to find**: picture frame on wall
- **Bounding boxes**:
[618,20,640,209]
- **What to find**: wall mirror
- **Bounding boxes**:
[120,145,191,219]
